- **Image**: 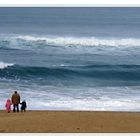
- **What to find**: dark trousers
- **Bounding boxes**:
[13,104,19,112]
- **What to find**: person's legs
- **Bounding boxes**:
[13,104,16,112]
[16,104,19,112]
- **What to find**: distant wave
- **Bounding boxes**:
[16,35,140,47]
[0,61,15,69]
[0,35,140,52]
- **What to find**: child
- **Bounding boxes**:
[20,100,27,112]
[5,99,11,113]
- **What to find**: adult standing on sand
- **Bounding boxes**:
[11,91,20,112]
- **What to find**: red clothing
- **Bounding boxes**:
[5,99,11,113]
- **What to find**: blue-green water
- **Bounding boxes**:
[0,8,140,111]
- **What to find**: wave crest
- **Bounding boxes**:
[16,35,140,47]
[0,61,15,69]
[0,35,140,54]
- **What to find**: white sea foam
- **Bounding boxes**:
[0,61,14,69]
[0,85,140,111]
[27,98,140,111]
[16,35,140,47]
[15,86,140,111]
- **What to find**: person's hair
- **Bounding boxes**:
[14,91,17,94]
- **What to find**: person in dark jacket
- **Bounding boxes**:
[20,100,27,112]
[11,91,20,112]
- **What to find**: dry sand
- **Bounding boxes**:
[0,110,140,133]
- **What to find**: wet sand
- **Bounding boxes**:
[0,110,140,133]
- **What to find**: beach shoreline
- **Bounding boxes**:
[0,110,140,133]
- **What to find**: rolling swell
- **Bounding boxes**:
[0,64,79,80]
[1,64,140,82]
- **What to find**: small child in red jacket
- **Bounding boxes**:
[5,99,11,113]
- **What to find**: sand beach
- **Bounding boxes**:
[0,110,140,133]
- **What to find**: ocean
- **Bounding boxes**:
[0,7,140,111]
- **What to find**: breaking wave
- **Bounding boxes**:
[16,35,140,47]
[0,61,15,69]
[0,34,140,52]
